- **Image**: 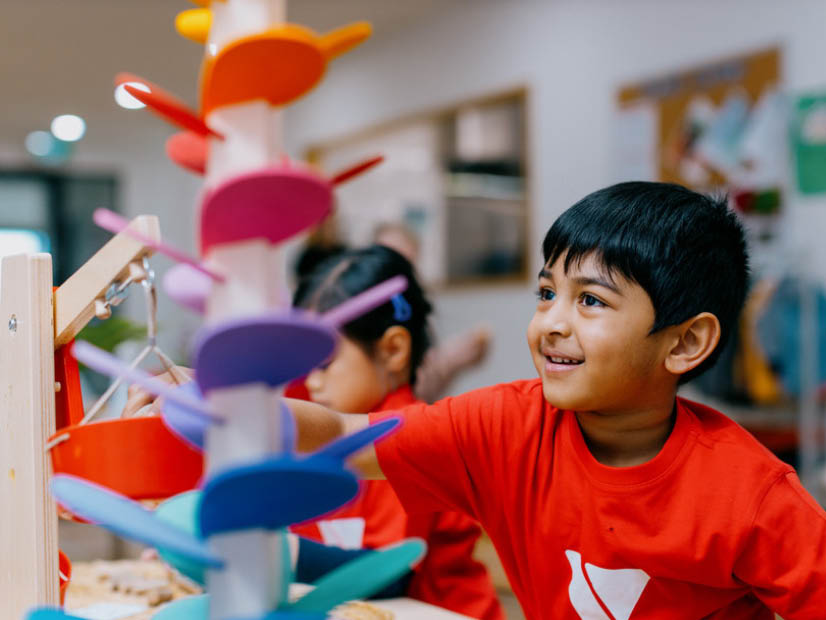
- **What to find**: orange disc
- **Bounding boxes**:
[200,22,370,115]
[201,25,324,115]
[49,417,203,500]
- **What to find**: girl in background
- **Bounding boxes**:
[290,245,503,620]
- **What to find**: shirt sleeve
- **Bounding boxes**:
[733,471,826,618]
[369,381,529,520]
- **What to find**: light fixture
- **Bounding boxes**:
[114,82,150,109]
[25,131,54,157]
[51,114,86,142]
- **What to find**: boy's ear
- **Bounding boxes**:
[376,325,412,374]
[663,312,721,377]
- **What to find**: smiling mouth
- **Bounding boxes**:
[542,353,584,370]
[547,356,583,365]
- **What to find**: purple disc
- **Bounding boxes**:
[192,312,336,394]
[199,456,358,537]
[160,382,208,450]
[162,382,296,453]
[199,166,332,254]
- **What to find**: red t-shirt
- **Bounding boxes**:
[369,379,826,620]
[292,386,503,620]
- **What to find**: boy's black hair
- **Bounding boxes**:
[542,181,749,382]
[293,245,433,386]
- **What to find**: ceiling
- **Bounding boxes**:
[0,0,454,153]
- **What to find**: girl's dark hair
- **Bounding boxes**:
[542,181,750,383]
[293,245,433,385]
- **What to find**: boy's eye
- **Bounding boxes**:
[535,287,555,302]
[580,293,605,308]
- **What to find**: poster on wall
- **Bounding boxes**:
[792,93,826,195]
[616,48,784,218]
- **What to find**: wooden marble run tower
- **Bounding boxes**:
[4,1,424,618]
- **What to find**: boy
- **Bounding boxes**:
[290,182,826,619]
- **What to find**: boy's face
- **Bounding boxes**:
[526,252,674,413]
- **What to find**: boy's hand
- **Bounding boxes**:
[121,366,194,418]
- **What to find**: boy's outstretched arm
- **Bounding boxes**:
[284,398,386,480]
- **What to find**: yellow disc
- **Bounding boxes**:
[176,8,211,44]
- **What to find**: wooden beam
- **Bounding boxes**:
[54,215,160,349]
[0,253,59,616]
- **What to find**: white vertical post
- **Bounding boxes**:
[201,2,290,617]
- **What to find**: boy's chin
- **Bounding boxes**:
[540,381,591,412]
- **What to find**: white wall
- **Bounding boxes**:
[6,0,826,393]
[0,1,205,363]
[285,0,826,396]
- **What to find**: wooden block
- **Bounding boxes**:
[0,253,59,616]
[54,215,160,349]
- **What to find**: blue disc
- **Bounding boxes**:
[151,595,326,620]
[199,456,358,537]
[51,475,222,568]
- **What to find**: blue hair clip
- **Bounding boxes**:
[391,294,412,322]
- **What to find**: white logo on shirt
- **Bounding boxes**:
[318,517,366,549]
[565,550,650,620]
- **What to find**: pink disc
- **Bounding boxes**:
[163,264,211,314]
[199,166,332,254]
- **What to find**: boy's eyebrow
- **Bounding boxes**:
[571,276,622,294]
[537,268,622,295]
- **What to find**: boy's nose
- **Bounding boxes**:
[541,303,572,338]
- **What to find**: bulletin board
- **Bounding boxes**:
[616,47,783,214]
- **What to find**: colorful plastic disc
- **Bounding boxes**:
[151,595,326,620]
[48,417,203,500]
[160,382,208,450]
[199,456,358,537]
[163,262,211,314]
[200,23,370,115]
[166,131,208,175]
[151,594,208,620]
[115,72,219,138]
[176,7,211,44]
[309,417,400,464]
[162,382,296,452]
[51,476,223,568]
[155,491,205,585]
[58,549,71,606]
[288,539,426,613]
[26,610,84,620]
[199,165,332,254]
[192,312,336,394]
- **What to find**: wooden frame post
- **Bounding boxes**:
[0,253,59,617]
[0,215,159,617]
